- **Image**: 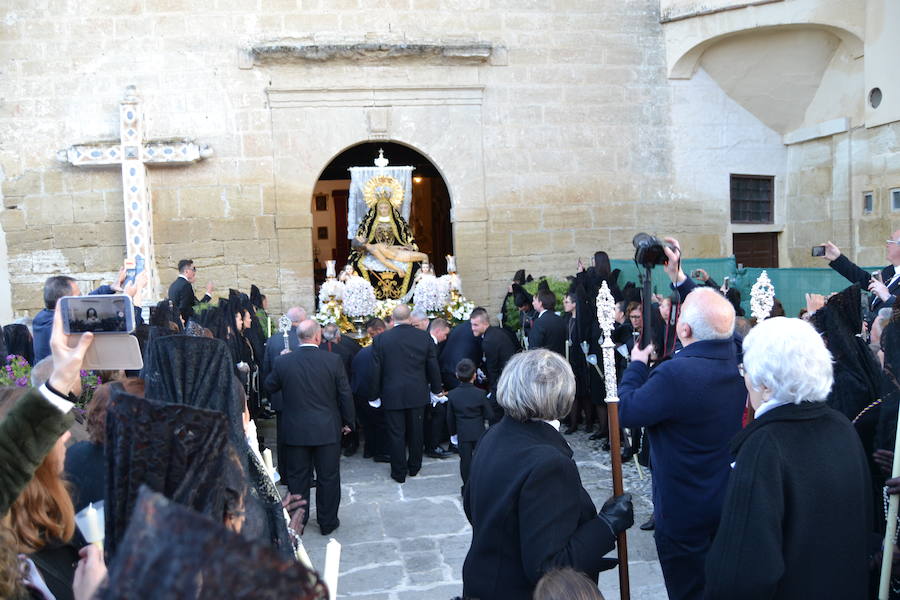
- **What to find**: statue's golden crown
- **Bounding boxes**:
[363,175,405,209]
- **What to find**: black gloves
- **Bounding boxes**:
[598,493,634,535]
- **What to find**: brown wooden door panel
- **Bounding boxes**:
[733,232,778,268]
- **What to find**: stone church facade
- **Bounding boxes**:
[0,0,897,319]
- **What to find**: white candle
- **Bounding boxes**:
[323,538,341,600]
[76,502,105,550]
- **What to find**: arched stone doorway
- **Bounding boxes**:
[310,141,454,294]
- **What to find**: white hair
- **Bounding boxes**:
[743,317,833,404]
[679,288,735,341]
[497,349,575,422]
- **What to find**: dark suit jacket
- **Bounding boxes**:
[439,320,483,391]
[167,276,211,322]
[262,327,301,412]
[482,326,517,398]
[351,346,376,403]
[265,346,354,446]
[462,417,617,600]
[528,310,566,355]
[617,337,746,539]
[320,338,355,378]
[446,382,493,442]
[370,323,442,410]
[830,254,899,316]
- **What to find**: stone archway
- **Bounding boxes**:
[308,141,454,295]
[267,86,488,311]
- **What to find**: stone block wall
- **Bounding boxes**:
[0,0,896,320]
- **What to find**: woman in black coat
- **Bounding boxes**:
[705,317,871,599]
[461,349,633,600]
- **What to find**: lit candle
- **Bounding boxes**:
[324,538,341,600]
[76,502,105,550]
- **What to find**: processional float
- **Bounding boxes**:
[596,280,631,600]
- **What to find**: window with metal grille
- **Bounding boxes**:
[892,188,900,212]
[730,175,774,224]
[863,191,873,214]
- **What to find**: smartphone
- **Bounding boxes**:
[123,256,145,289]
[58,295,135,334]
[690,269,703,279]
[723,276,730,291]
[811,245,826,257]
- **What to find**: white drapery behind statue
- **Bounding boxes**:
[347,165,414,240]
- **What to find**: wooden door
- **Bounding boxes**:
[733,232,778,268]
[332,190,350,266]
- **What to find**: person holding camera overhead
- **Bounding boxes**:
[617,236,747,600]
[819,230,900,322]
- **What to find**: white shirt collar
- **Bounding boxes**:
[431,334,438,345]
[532,418,560,431]
[179,273,190,281]
[300,343,318,348]
[754,398,793,419]
[538,309,547,317]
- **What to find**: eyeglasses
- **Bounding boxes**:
[887,240,900,246]
[738,363,746,377]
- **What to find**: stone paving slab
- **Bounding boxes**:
[271,423,667,600]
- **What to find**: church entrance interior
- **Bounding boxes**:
[311,142,453,293]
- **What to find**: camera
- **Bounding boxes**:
[632,233,672,269]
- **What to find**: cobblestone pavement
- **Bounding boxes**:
[284,427,667,600]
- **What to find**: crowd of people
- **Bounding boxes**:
[1,229,900,599]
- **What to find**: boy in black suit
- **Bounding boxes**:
[446,358,494,486]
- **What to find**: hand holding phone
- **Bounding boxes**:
[811,245,826,257]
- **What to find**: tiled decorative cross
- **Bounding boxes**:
[56,85,212,304]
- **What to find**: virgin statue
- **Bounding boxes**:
[347,176,428,299]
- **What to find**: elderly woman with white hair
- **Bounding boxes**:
[705,317,871,600]
[461,349,633,600]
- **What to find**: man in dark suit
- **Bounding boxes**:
[617,238,746,600]
[167,259,213,323]
[822,232,900,322]
[265,319,354,535]
[261,306,305,469]
[370,304,442,483]
[470,307,517,424]
[424,318,453,459]
[438,319,482,392]
[446,358,493,485]
[527,289,566,355]
[352,318,390,462]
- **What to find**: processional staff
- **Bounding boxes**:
[747,270,775,422]
[278,314,293,355]
[596,281,630,600]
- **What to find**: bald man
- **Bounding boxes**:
[821,230,900,322]
[617,239,746,600]
[265,319,354,535]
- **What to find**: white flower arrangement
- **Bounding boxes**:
[318,279,344,304]
[414,274,450,314]
[314,302,341,326]
[374,298,402,320]
[448,297,475,323]
[342,275,378,318]
[750,270,775,321]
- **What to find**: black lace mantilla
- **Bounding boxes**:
[102,487,328,600]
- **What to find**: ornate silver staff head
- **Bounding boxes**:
[750,270,775,321]
[595,281,619,401]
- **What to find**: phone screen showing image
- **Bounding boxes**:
[60,295,133,334]
[811,246,826,257]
